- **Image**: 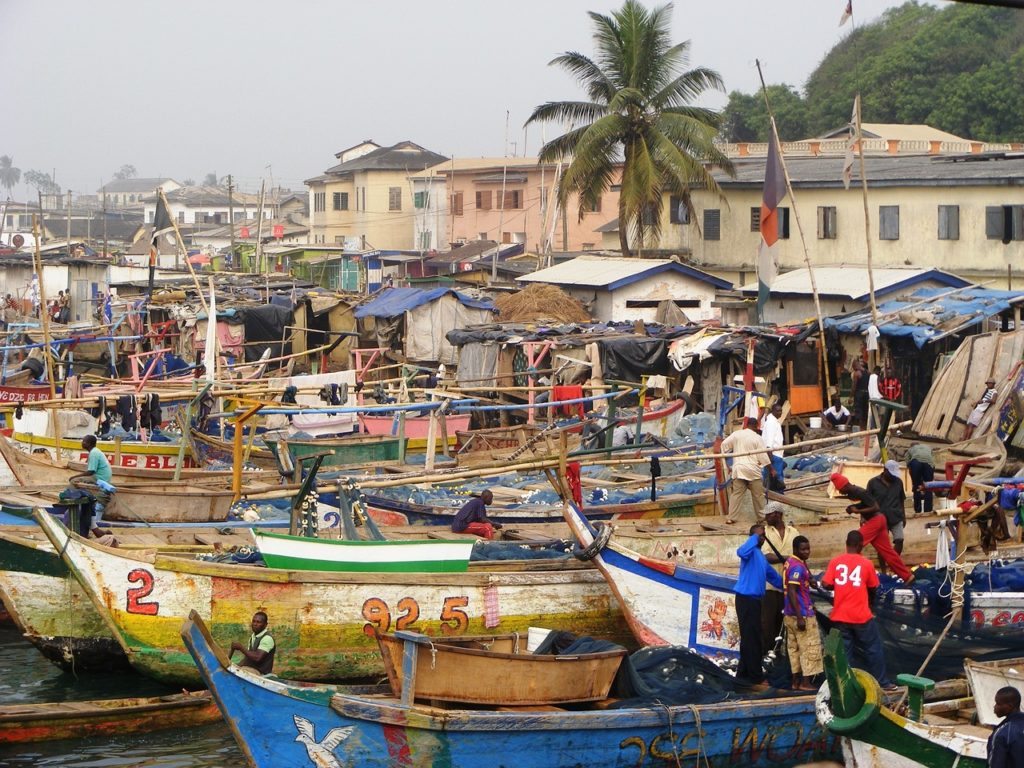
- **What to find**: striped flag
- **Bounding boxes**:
[842,95,860,190]
[756,124,786,320]
[839,0,853,26]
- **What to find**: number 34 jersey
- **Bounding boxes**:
[823,553,880,624]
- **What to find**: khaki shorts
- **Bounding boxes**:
[784,613,823,677]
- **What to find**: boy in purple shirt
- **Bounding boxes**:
[783,535,822,690]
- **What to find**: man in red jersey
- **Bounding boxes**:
[831,473,914,585]
[822,530,896,691]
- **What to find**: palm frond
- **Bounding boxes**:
[548,52,616,103]
[537,125,592,163]
[526,101,608,127]
[653,66,726,109]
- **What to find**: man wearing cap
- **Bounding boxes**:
[762,501,800,649]
[832,473,914,585]
[721,420,774,522]
[868,460,908,556]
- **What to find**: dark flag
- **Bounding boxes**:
[151,194,174,253]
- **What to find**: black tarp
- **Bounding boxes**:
[240,304,293,362]
[598,336,671,383]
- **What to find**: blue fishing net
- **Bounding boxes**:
[469,541,571,561]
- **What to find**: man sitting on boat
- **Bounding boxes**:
[229,611,275,675]
[831,473,914,586]
[452,490,502,540]
[71,434,116,533]
[989,686,1024,768]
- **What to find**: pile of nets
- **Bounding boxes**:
[494,284,591,323]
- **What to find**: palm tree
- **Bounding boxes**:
[526,0,733,256]
[0,156,21,197]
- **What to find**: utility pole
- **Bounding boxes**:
[254,179,266,274]
[65,190,72,256]
[227,174,237,271]
[102,192,108,261]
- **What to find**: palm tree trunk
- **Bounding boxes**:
[618,193,632,257]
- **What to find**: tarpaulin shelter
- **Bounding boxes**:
[355,287,496,364]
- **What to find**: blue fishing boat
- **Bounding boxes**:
[182,610,839,768]
[562,498,741,656]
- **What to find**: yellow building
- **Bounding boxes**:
[306,141,448,250]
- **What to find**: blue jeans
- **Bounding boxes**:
[832,619,890,686]
[908,459,934,513]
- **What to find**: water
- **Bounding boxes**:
[0,625,245,767]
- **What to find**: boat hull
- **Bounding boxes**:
[359,413,471,450]
[12,431,199,471]
[262,433,403,469]
[36,512,629,685]
[182,612,840,768]
[253,530,474,573]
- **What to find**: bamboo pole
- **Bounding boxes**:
[32,215,62,455]
[854,94,879,331]
[160,187,210,316]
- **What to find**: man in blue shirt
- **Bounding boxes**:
[451,490,502,539]
[989,686,1024,768]
[735,523,784,689]
[72,434,116,533]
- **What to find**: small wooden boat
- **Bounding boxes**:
[0,383,50,404]
[375,629,625,705]
[964,657,1024,727]
[262,432,403,470]
[455,424,581,466]
[359,411,471,450]
[35,510,628,685]
[187,426,278,471]
[818,629,989,768]
[252,530,474,573]
[182,611,841,768]
[0,690,220,744]
[12,429,199,472]
[562,498,739,656]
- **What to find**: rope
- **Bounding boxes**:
[686,703,712,768]
[655,701,683,768]
[428,639,437,670]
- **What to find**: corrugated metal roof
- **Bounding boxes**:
[738,266,969,301]
[518,255,731,291]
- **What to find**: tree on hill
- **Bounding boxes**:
[112,164,137,180]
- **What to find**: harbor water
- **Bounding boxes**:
[0,625,245,767]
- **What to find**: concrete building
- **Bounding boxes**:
[142,186,266,228]
[518,255,731,323]
[99,178,180,209]
[305,141,448,250]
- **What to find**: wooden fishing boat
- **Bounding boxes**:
[0,433,275,487]
[252,530,474,573]
[182,611,841,768]
[964,657,1024,726]
[0,384,49,404]
[11,429,200,471]
[818,629,989,768]
[454,424,581,466]
[374,629,625,706]
[0,523,253,672]
[262,432,404,470]
[186,427,278,471]
[0,690,220,744]
[35,510,629,685]
[359,411,471,450]
[562,498,740,656]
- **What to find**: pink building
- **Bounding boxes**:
[437,158,621,253]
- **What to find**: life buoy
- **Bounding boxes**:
[572,521,613,561]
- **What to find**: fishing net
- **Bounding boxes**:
[470,541,572,561]
[494,284,592,324]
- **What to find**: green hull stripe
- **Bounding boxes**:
[260,553,470,573]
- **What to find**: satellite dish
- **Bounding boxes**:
[12,234,24,248]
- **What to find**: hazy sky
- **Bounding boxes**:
[1,0,946,197]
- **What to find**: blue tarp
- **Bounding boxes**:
[824,287,1024,349]
[353,287,495,319]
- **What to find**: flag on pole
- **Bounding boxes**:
[756,123,786,320]
[151,193,174,264]
[842,95,860,190]
[839,0,853,26]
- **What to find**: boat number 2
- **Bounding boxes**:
[125,568,159,615]
[361,596,469,636]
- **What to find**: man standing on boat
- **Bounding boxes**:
[867,460,907,556]
[230,611,275,675]
[821,530,896,691]
[721,420,774,522]
[784,535,822,691]
[831,473,914,586]
[762,501,799,651]
[760,402,785,491]
[452,490,502,540]
[72,434,116,532]
[988,686,1024,768]
[735,523,784,690]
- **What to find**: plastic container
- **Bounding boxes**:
[527,627,553,652]
[808,416,823,429]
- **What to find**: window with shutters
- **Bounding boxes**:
[314,192,325,212]
[333,192,348,211]
[641,204,658,226]
[669,195,689,225]
[937,205,959,240]
[778,207,791,239]
[499,190,522,210]
[451,192,464,216]
[585,196,602,213]
[879,205,900,240]
[750,208,761,231]
[388,187,402,211]
[817,206,838,239]
[582,242,595,250]
[335,235,345,245]
[703,209,721,241]
[414,191,428,209]
[475,190,492,211]
[986,205,1024,243]
[420,231,432,250]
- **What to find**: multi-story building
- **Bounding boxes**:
[99,178,180,209]
[305,141,448,250]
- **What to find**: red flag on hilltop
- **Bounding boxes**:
[756,123,787,319]
[839,0,853,26]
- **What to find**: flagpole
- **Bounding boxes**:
[158,187,209,315]
[755,60,833,396]
[853,93,879,331]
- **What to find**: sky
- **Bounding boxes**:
[0,0,948,198]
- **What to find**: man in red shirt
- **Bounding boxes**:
[831,473,914,585]
[822,530,895,691]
